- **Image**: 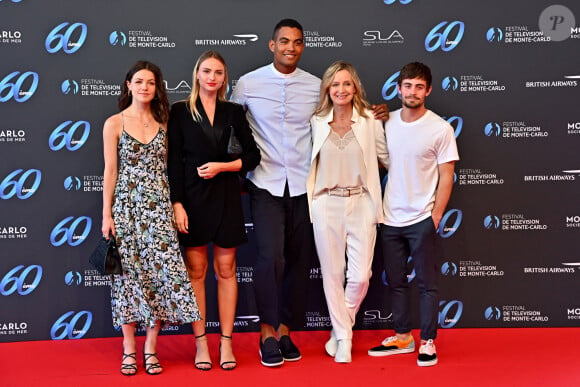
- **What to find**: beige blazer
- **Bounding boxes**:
[306,107,389,223]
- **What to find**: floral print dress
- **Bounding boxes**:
[110,128,200,328]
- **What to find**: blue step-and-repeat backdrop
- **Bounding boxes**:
[1,0,579,342]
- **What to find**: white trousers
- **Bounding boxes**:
[312,192,376,340]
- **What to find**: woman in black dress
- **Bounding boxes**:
[167,51,260,371]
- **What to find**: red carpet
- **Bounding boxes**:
[2,328,579,386]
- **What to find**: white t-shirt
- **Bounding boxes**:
[382,108,459,227]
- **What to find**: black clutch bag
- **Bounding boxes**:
[89,235,122,275]
[227,125,243,158]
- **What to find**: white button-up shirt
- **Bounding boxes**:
[231,64,320,197]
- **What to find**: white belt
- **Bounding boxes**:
[327,186,364,197]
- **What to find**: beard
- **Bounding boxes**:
[402,97,424,109]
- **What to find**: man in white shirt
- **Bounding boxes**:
[367,62,459,367]
[232,18,388,367]
[231,18,320,367]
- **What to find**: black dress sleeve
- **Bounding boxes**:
[231,103,261,173]
[167,101,187,204]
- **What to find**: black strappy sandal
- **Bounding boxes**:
[143,352,163,375]
[219,334,237,371]
[194,333,213,371]
[120,352,137,376]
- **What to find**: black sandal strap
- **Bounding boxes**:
[120,353,137,375]
[195,333,207,340]
[143,352,162,374]
[122,352,137,360]
[144,352,159,362]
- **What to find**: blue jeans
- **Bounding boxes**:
[380,217,439,340]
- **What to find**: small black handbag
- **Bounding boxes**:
[89,235,122,275]
[227,125,243,158]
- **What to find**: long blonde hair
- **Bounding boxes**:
[187,50,229,122]
[313,60,370,118]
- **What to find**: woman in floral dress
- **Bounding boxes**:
[101,60,200,376]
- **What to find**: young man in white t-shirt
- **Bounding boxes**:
[368,62,459,367]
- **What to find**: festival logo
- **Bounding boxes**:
[63,175,102,193]
[304,30,343,48]
[50,311,92,339]
[492,305,549,323]
[502,121,547,138]
[82,270,112,287]
[425,21,464,52]
[49,121,90,151]
[0,71,38,102]
[0,169,41,200]
[484,213,548,231]
[439,300,463,328]
[458,168,505,186]
[64,271,82,286]
[49,216,92,247]
[483,215,501,229]
[305,311,332,328]
[438,209,462,238]
[382,71,400,101]
[64,176,82,191]
[441,261,458,276]
[236,266,253,284]
[443,74,507,93]
[108,31,127,46]
[442,76,459,91]
[61,79,121,96]
[61,80,79,95]
[486,27,503,42]
[110,29,178,48]
[0,265,42,296]
[484,306,501,320]
[458,260,504,277]
[45,22,87,54]
[484,122,501,137]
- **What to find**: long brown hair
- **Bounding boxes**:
[118,60,170,123]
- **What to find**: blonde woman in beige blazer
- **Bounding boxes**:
[306,61,389,363]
